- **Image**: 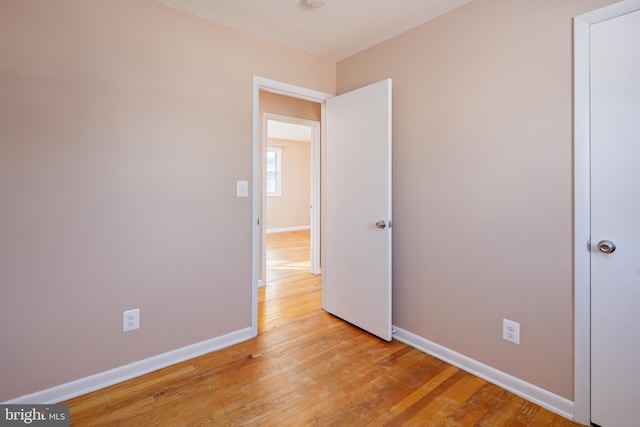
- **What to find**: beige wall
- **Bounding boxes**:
[260,91,322,123]
[0,0,334,401]
[267,138,311,231]
[337,0,614,400]
[1,0,620,406]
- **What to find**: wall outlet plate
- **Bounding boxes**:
[503,318,520,344]
[123,309,140,332]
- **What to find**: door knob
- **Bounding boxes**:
[375,220,386,229]
[598,240,616,254]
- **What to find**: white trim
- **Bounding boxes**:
[310,122,321,275]
[577,0,640,23]
[256,77,333,104]
[267,225,310,234]
[252,76,332,337]
[572,14,592,426]
[393,327,574,421]
[319,103,327,283]
[3,327,252,404]
[573,1,640,424]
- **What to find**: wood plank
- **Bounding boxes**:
[64,230,584,426]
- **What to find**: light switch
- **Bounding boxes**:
[237,180,249,197]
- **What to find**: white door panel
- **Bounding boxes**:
[324,79,392,341]
[591,9,640,427]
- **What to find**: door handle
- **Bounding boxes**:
[375,220,386,229]
[597,240,616,254]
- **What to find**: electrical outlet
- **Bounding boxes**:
[123,309,140,332]
[502,319,520,344]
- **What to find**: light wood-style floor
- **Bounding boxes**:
[65,230,582,426]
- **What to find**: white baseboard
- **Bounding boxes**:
[4,327,253,405]
[392,326,575,421]
[258,279,266,287]
[266,225,310,234]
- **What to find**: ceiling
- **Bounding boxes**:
[268,120,312,142]
[155,0,473,62]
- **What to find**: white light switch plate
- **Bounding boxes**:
[237,180,248,197]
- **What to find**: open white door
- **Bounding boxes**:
[324,79,392,341]
[590,9,640,427]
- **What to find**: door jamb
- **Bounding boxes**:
[573,1,640,423]
[262,113,322,280]
[251,76,332,336]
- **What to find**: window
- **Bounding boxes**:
[266,147,282,196]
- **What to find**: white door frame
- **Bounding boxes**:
[262,113,321,280]
[573,1,640,423]
[251,76,332,336]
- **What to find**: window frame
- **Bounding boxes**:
[266,146,282,197]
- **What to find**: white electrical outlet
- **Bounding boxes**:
[123,309,140,332]
[502,319,520,344]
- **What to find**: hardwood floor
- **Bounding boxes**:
[65,230,582,426]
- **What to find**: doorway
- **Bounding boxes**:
[262,114,321,285]
[251,77,332,336]
[262,116,319,333]
[252,76,393,342]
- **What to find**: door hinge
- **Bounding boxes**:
[587,239,591,251]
